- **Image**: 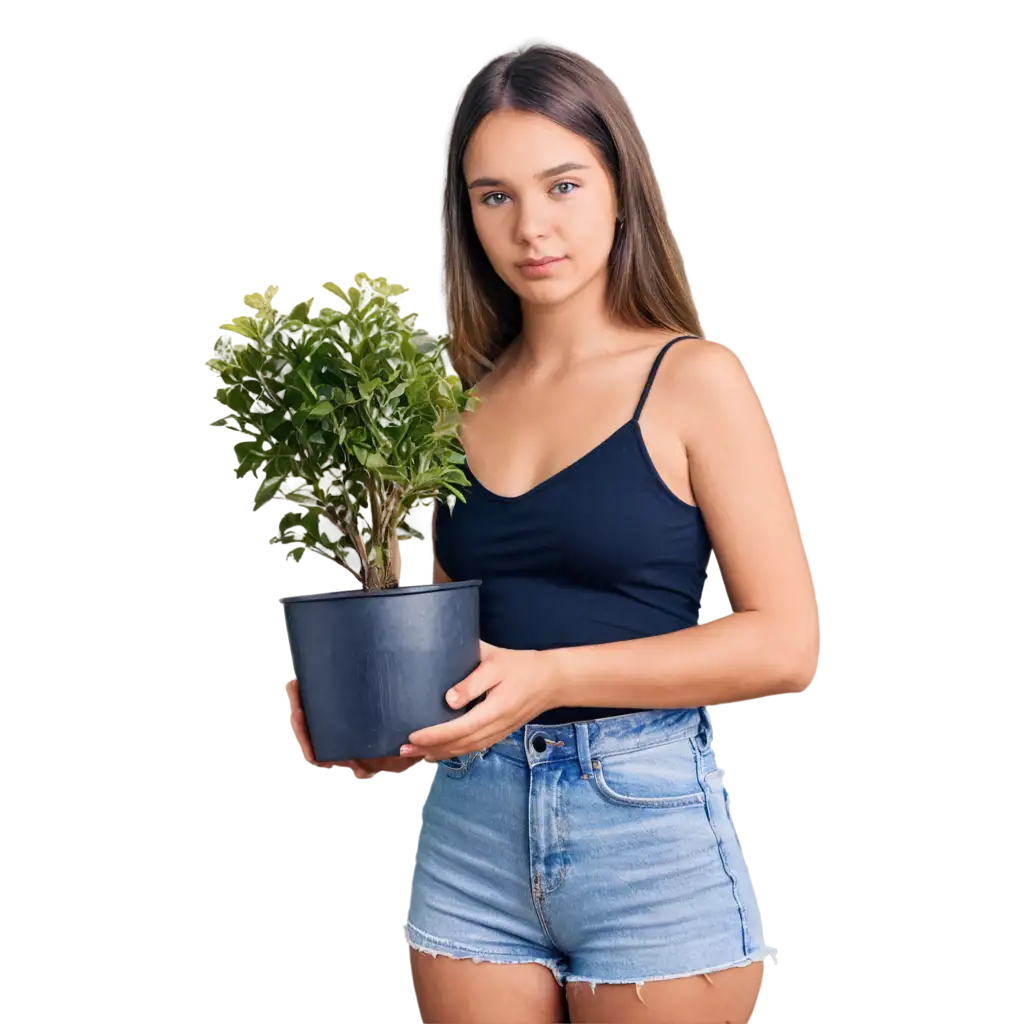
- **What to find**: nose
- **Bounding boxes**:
[512,199,552,247]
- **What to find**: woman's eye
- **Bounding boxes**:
[479,181,577,206]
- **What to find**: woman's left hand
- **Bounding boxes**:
[400,640,560,761]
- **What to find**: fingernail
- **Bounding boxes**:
[400,745,415,756]
[446,689,461,707]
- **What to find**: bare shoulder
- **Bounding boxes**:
[663,335,747,382]
[660,336,818,689]
[661,337,762,431]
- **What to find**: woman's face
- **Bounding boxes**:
[463,108,619,303]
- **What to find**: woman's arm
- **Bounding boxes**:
[401,343,817,760]
[547,340,819,710]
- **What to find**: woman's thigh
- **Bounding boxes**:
[409,947,569,1024]
[566,959,763,1023]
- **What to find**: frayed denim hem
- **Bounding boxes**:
[564,946,780,998]
[403,921,569,987]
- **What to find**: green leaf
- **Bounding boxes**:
[211,273,477,584]
[254,474,286,510]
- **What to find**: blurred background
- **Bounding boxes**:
[2,2,1020,1021]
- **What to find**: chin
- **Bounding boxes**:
[509,276,577,303]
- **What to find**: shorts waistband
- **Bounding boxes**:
[485,706,713,775]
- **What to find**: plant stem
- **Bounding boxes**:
[333,505,374,593]
[380,488,403,587]
[368,474,381,565]
[385,524,399,589]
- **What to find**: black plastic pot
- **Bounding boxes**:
[280,579,483,761]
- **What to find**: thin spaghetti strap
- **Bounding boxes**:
[632,334,699,420]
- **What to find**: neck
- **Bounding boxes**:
[516,274,618,378]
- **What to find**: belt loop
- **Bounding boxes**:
[697,706,713,749]
[573,721,593,780]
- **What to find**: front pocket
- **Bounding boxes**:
[440,749,482,777]
[589,737,706,809]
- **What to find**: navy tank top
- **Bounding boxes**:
[434,334,712,726]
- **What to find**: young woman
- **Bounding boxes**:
[288,43,817,1024]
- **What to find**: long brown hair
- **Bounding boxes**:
[442,42,704,388]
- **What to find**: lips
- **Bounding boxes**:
[519,257,563,266]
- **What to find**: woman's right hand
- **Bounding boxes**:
[286,678,425,778]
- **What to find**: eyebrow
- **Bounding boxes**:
[466,161,590,190]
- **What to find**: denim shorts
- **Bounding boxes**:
[404,705,778,989]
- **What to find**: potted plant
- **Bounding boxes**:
[207,272,483,760]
